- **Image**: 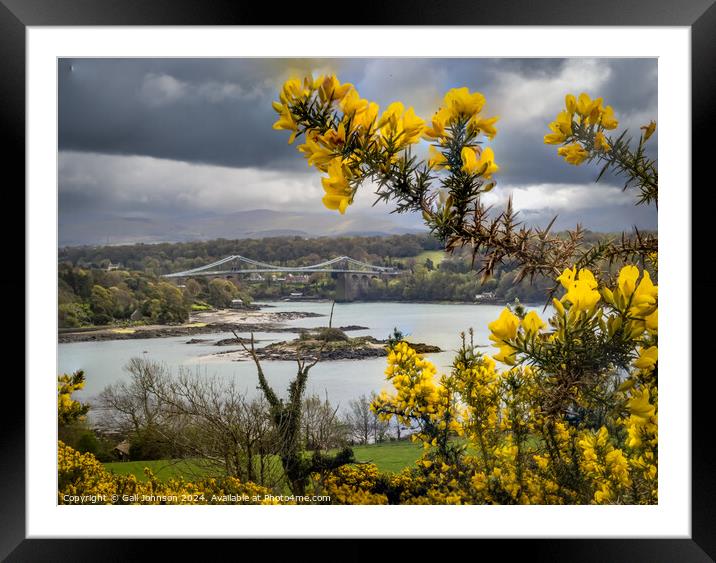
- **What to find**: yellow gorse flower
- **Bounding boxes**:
[544,111,573,145]
[443,87,486,120]
[633,346,658,372]
[488,308,520,343]
[576,93,603,120]
[367,264,657,506]
[278,77,307,105]
[521,311,546,335]
[274,76,503,217]
[340,88,370,117]
[641,120,656,140]
[377,102,425,147]
[559,267,600,313]
[422,107,451,140]
[297,132,335,172]
[461,147,499,178]
[617,264,640,299]
[565,94,577,115]
[352,102,380,138]
[545,92,621,169]
[600,105,619,130]
[557,143,589,165]
[468,115,500,140]
[272,106,298,144]
[428,145,449,169]
[321,158,354,215]
[318,74,353,103]
[320,122,347,148]
[594,131,611,152]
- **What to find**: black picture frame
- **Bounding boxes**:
[4,1,713,560]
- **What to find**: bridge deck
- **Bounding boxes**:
[164,268,401,277]
[162,255,402,278]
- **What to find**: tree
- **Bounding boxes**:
[345,394,372,445]
[109,286,135,319]
[240,333,354,495]
[97,358,282,486]
[89,284,115,324]
[207,278,239,308]
[57,371,114,459]
[156,282,189,323]
[302,394,347,451]
[184,278,202,297]
[96,358,172,460]
[58,302,91,328]
[345,393,389,445]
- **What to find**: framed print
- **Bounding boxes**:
[4,0,714,559]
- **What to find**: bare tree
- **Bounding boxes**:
[345,394,372,445]
[96,358,283,487]
[302,393,348,451]
[345,393,390,445]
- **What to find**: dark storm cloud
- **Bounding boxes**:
[58,58,657,244]
[59,58,313,170]
[59,58,656,176]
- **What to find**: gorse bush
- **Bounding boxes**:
[273,73,658,505]
[369,264,657,504]
[57,371,90,427]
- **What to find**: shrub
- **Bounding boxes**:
[315,327,349,342]
[58,441,277,505]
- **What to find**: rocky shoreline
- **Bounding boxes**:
[214,335,442,362]
[57,307,444,363]
[58,311,325,343]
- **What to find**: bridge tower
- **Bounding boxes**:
[334,273,373,302]
[334,272,352,302]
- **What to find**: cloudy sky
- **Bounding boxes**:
[58,58,657,246]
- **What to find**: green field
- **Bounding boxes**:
[394,250,447,267]
[340,440,423,473]
[104,458,216,481]
[103,440,424,482]
[414,250,447,266]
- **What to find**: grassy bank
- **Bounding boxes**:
[103,458,215,481]
[104,439,424,482]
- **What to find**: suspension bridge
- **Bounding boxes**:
[163,255,402,301]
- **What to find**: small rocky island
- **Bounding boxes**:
[230,327,442,362]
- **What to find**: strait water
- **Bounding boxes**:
[58,301,550,411]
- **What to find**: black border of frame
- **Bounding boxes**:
[4,1,714,560]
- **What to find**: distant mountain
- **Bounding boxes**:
[59,208,425,247]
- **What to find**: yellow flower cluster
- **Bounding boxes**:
[360,264,658,505]
[312,463,388,505]
[273,78,501,215]
[577,426,631,503]
[57,372,89,426]
[544,93,619,165]
[58,441,278,505]
[423,87,495,141]
[557,266,601,315]
[488,264,658,365]
[272,74,426,215]
[371,341,459,449]
[423,87,500,178]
